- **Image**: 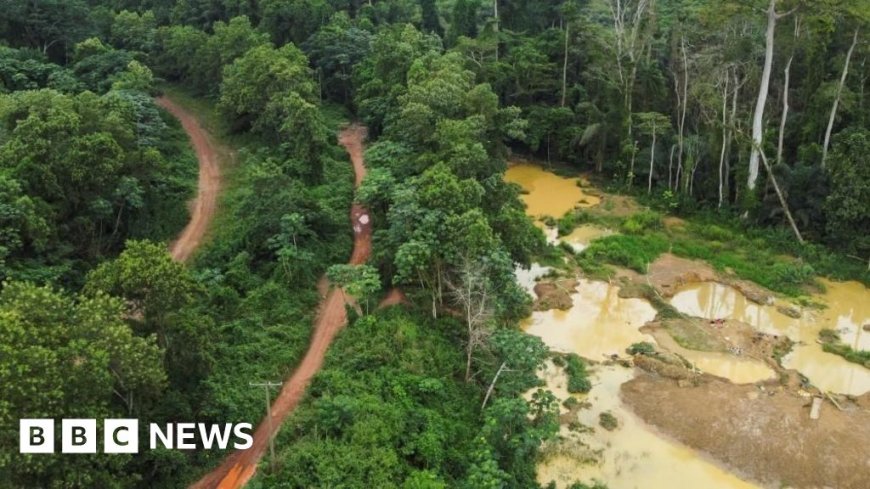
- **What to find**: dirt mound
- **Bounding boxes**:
[636,253,717,297]
[633,354,693,380]
[378,288,408,308]
[642,317,792,369]
[533,278,578,311]
[622,373,870,488]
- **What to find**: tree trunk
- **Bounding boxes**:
[777,55,793,166]
[748,0,778,191]
[465,346,473,382]
[648,120,657,194]
[561,21,570,107]
[726,71,741,205]
[822,28,859,168]
[777,17,799,166]
[719,74,729,208]
[756,144,804,243]
[493,0,499,62]
[668,143,676,190]
[482,362,508,409]
[675,36,688,191]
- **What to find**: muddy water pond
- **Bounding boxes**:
[538,366,761,489]
[648,330,776,384]
[524,279,763,488]
[523,279,657,360]
[670,280,870,395]
[505,163,600,219]
[561,225,614,252]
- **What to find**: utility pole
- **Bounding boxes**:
[250,381,282,470]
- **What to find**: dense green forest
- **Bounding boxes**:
[0,0,867,488]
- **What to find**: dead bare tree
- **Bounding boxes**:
[822,28,860,168]
[446,256,495,382]
[777,16,801,166]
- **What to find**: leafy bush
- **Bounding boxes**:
[772,261,816,286]
[581,234,669,272]
[620,210,662,234]
[598,411,618,431]
[563,354,592,393]
[627,342,655,355]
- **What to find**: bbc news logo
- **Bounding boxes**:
[20,419,253,454]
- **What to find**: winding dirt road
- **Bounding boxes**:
[156,96,222,263]
[190,124,372,489]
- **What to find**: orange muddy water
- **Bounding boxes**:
[508,165,776,488]
[537,366,761,489]
[505,163,600,219]
[670,280,870,395]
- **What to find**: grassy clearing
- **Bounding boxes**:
[555,201,868,296]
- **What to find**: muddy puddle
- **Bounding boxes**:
[648,331,776,384]
[561,225,614,252]
[523,279,657,360]
[537,365,761,489]
[670,280,870,395]
[505,163,600,219]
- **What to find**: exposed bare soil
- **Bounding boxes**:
[622,372,870,488]
[190,125,372,489]
[641,317,792,370]
[533,278,578,311]
[616,253,774,304]
[156,97,222,263]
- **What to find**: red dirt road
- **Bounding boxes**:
[156,96,222,263]
[190,124,372,489]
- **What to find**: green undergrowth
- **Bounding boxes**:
[562,205,867,296]
[819,329,870,368]
[129,108,198,244]
[151,93,357,484]
[562,353,592,393]
[546,184,868,296]
[259,309,483,487]
[257,308,555,488]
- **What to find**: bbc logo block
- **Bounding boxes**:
[19,419,252,453]
[20,419,138,454]
[20,419,54,453]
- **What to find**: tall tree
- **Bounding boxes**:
[821,28,860,167]
[636,112,672,193]
[747,0,797,192]
[420,0,444,37]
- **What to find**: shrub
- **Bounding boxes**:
[620,210,662,234]
[563,396,580,409]
[627,342,655,355]
[598,411,618,431]
[582,234,668,272]
[563,354,592,393]
[772,261,816,286]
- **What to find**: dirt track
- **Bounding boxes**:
[189,124,372,489]
[156,96,222,263]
